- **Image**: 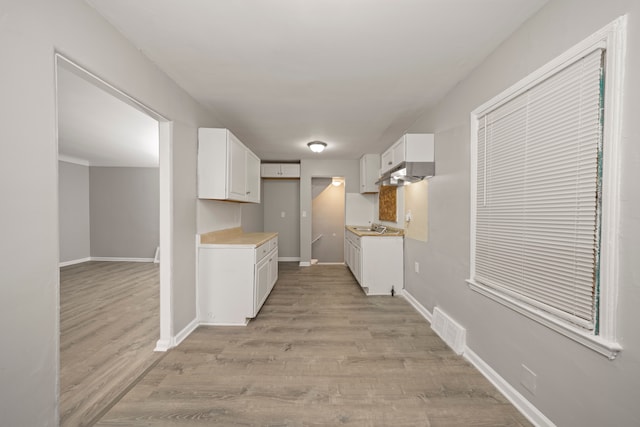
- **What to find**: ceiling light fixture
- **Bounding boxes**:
[307,141,327,153]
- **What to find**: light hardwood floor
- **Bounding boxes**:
[60,261,163,427]
[96,263,531,426]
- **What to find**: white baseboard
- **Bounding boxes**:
[90,257,155,263]
[464,348,555,427]
[59,257,91,267]
[299,261,311,267]
[316,262,346,265]
[278,257,300,262]
[401,289,433,323]
[154,339,172,352]
[174,318,199,347]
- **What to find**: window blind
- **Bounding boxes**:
[474,48,605,331]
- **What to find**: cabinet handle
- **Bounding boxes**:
[388,161,392,165]
[246,191,251,194]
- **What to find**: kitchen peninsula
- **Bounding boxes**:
[197,228,278,325]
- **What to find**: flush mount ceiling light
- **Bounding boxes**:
[307,141,327,153]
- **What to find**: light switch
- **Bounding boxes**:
[281,211,286,218]
[414,262,420,273]
[302,211,307,218]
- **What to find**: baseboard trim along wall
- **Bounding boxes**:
[464,349,556,427]
[278,257,301,262]
[59,257,155,267]
[59,257,92,267]
[401,289,433,323]
[174,318,199,347]
[401,289,554,427]
[91,257,155,263]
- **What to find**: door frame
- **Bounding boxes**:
[54,54,173,351]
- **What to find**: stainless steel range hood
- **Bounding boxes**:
[375,161,435,186]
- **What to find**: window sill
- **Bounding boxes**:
[466,279,622,360]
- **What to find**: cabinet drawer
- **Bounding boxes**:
[256,242,270,262]
[269,237,278,251]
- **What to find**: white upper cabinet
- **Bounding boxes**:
[359,154,380,193]
[198,128,261,203]
[380,133,434,174]
[261,163,301,178]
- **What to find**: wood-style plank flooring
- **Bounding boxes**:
[60,261,162,427]
[96,263,531,426]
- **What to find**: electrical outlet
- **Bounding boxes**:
[281,211,286,218]
[414,262,420,273]
[302,210,307,218]
[520,364,537,395]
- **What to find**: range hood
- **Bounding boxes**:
[375,161,435,186]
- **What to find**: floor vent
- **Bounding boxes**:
[431,307,466,355]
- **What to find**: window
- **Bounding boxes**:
[468,17,625,359]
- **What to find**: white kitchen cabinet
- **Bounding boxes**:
[359,154,380,193]
[261,163,301,178]
[345,229,403,295]
[246,151,261,203]
[198,236,278,325]
[198,128,261,203]
[380,133,434,174]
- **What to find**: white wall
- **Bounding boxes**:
[405,0,640,425]
[0,1,221,425]
[58,161,91,263]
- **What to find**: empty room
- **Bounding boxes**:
[1,1,639,426]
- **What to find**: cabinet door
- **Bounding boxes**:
[381,149,393,173]
[268,249,278,290]
[255,257,270,314]
[391,137,406,167]
[260,163,281,177]
[228,134,247,201]
[246,151,261,203]
[280,163,300,178]
[360,154,380,193]
[353,245,361,284]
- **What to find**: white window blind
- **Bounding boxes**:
[473,48,605,331]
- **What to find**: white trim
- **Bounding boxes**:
[464,348,556,427]
[173,318,199,347]
[157,121,173,352]
[597,15,626,342]
[90,257,154,263]
[316,262,345,265]
[468,280,621,360]
[55,53,173,362]
[153,339,172,352]
[299,261,311,267]
[58,154,90,166]
[468,16,626,356]
[401,289,433,323]
[55,54,168,122]
[58,257,91,267]
[199,320,250,327]
[278,257,301,262]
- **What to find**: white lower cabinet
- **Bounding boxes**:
[198,236,278,325]
[345,230,403,295]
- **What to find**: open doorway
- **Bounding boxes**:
[55,55,171,426]
[311,177,345,264]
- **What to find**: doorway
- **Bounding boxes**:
[55,54,171,425]
[311,177,345,264]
